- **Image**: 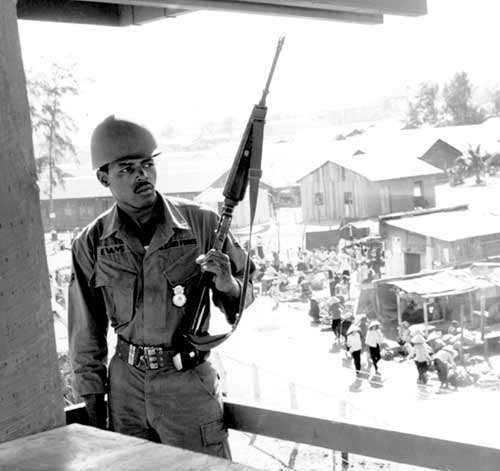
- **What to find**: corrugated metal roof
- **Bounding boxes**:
[381,268,494,298]
[384,209,500,242]
[329,152,442,181]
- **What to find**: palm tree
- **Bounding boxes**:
[466,145,486,185]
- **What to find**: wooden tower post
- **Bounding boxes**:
[0,0,65,442]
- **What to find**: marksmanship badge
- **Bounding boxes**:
[172,285,187,307]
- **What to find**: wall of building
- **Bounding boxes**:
[383,220,500,277]
[385,175,436,213]
[0,1,65,442]
[381,224,427,276]
[300,162,382,224]
[433,234,500,266]
[199,188,273,230]
[40,191,201,232]
[40,196,114,231]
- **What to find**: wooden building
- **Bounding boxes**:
[380,205,500,277]
[40,176,113,232]
[39,159,226,231]
[298,153,442,225]
[196,171,274,230]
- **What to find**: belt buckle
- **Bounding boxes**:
[145,347,159,370]
[131,345,147,370]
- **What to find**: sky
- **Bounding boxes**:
[17,0,500,145]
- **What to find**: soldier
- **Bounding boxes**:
[68,116,253,458]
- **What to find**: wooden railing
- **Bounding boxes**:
[66,399,500,471]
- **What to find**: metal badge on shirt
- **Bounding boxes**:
[173,285,187,307]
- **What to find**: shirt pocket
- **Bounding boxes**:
[162,244,202,318]
[93,258,138,329]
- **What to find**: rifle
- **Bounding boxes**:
[182,37,285,355]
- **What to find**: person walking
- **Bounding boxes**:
[308,296,320,325]
[329,296,343,345]
[408,334,432,385]
[365,320,384,375]
[340,311,353,343]
[269,278,280,311]
[346,324,363,378]
[68,116,253,459]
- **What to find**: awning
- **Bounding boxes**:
[379,269,495,299]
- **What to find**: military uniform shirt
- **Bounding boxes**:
[68,194,252,396]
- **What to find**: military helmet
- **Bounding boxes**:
[90,115,158,170]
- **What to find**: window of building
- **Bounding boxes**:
[341,167,346,181]
[314,192,324,206]
[344,191,353,205]
[413,181,425,208]
[413,181,423,197]
[79,204,93,217]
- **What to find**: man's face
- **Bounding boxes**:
[98,156,157,211]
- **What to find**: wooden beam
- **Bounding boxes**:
[119,5,191,25]
[17,0,188,26]
[423,300,428,335]
[224,400,500,471]
[18,0,426,25]
[86,0,427,16]
[82,0,383,23]
[396,290,402,324]
[260,0,428,16]
[1,0,65,442]
[17,0,121,26]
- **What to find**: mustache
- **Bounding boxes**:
[134,181,154,193]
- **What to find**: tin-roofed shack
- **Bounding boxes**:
[298,153,442,226]
[372,262,500,357]
[380,205,500,277]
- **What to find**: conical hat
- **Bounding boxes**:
[347,324,361,335]
[412,334,425,344]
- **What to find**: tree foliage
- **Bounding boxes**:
[27,62,78,187]
[492,89,500,116]
[26,62,79,228]
[404,81,440,129]
[442,71,484,125]
[405,72,486,128]
[466,144,488,185]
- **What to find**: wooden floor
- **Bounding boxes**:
[0,424,260,471]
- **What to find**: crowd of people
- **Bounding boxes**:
[397,321,463,389]
[248,238,385,302]
[247,235,496,393]
[310,299,476,390]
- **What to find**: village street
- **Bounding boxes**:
[215,293,500,471]
[212,201,500,470]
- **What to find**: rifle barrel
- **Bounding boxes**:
[259,36,285,106]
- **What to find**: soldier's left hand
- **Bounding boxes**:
[196,249,240,296]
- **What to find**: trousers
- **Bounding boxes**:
[368,345,381,372]
[415,360,429,384]
[107,354,231,459]
[351,350,362,375]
